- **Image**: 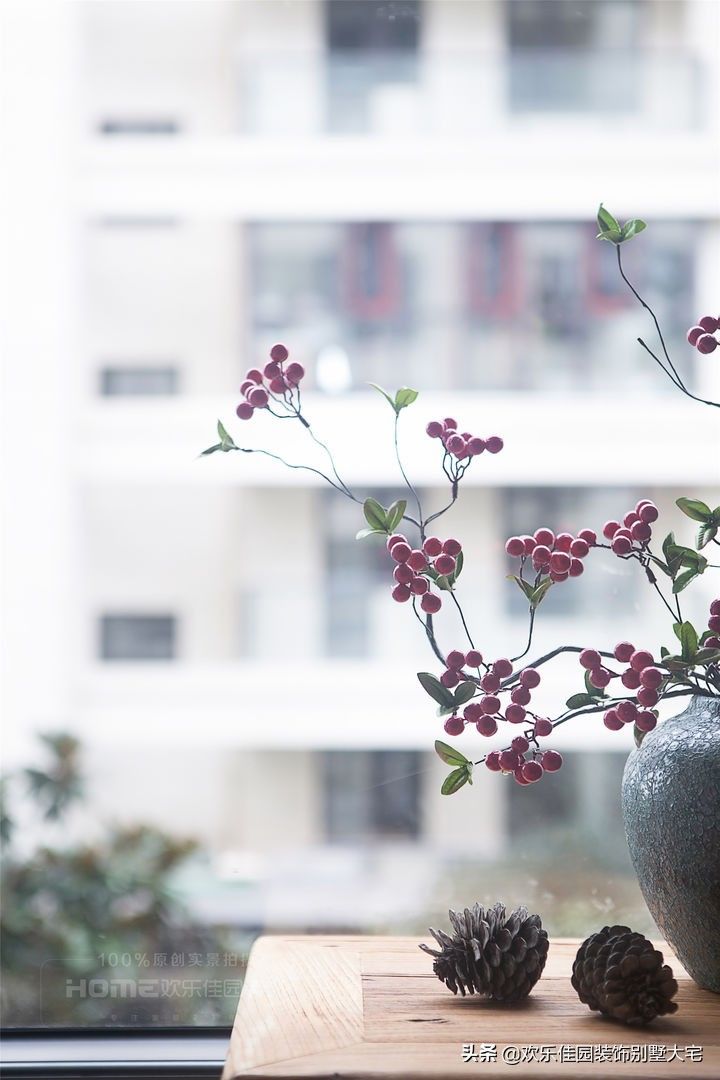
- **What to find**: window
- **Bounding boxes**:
[100,366,179,396]
[323,751,422,841]
[99,615,177,661]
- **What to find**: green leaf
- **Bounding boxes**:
[621,219,647,242]
[597,204,620,234]
[435,740,469,766]
[672,568,699,594]
[436,703,456,718]
[368,382,398,414]
[698,523,718,550]
[434,574,452,592]
[673,621,698,662]
[417,672,455,708]
[660,645,670,658]
[530,578,554,608]
[448,549,464,586]
[394,387,419,411]
[633,723,647,749]
[584,671,606,699]
[363,497,388,532]
[453,682,476,707]
[441,767,470,796]
[356,527,385,540]
[676,497,712,523]
[511,575,536,603]
[385,499,407,532]
[566,692,595,710]
[662,532,676,561]
[695,648,720,664]
[217,419,236,450]
[200,443,223,456]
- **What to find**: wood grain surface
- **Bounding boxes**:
[222,936,720,1078]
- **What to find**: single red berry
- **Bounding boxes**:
[446,650,466,670]
[640,666,663,690]
[246,368,264,383]
[505,704,526,724]
[387,534,407,552]
[421,592,442,614]
[577,528,597,546]
[422,536,443,557]
[510,685,531,706]
[687,325,704,345]
[589,668,611,689]
[426,421,443,438]
[611,535,632,556]
[534,718,553,737]
[391,584,411,603]
[505,537,525,557]
[486,436,504,454]
[550,551,571,574]
[411,576,429,595]
[498,749,519,772]
[465,650,483,667]
[630,649,654,672]
[522,535,536,555]
[390,542,412,564]
[532,545,552,567]
[485,751,501,772]
[236,402,254,420]
[630,521,652,544]
[444,715,464,736]
[441,669,460,688]
[447,435,468,457]
[406,549,427,572]
[542,750,563,772]
[554,532,574,552]
[603,520,621,539]
[393,564,413,586]
[617,700,638,724]
[636,711,658,733]
[270,344,288,363]
[604,710,623,731]
[534,528,555,547]
[269,377,286,394]
[512,736,530,754]
[493,658,513,678]
[568,558,584,578]
[520,667,541,689]
[264,361,282,380]
[623,511,640,528]
[615,527,633,541]
[514,767,531,786]
[699,315,719,334]
[467,437,486,455]
[240,380,256,396]
[579,648,602,669]
[476,716,498,737]
[709,599,720,616]
[443,417,457,431]
[614,641,635,662]
[708,614,720,634]
[638,503,659,523]
[522,760,543,783]
[637,686,659,708]
[464,702,483,722]
[569,538,589,558]
[621,668,641,690]
[550,570,569,582]
[248,387,269,408]
[434,554,456,576]
[443,538,462,556]
[481,695,501,715]
[705,635,720,649]
[285,362,305,385]
[481,673,500,693]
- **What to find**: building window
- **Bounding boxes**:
[503,488,640,617]
[324,0,421,133]
[323,751,421,841]
[99,615,176,661]
[100,367,179,396]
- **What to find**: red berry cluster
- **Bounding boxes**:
[441,656,560,785]
[236,344,306,420]
[426,418,503,460]
[505,527,596,582]
[386,533,462,614]
[706,598,720,649]
[687,316,719,355]
[579,643,663,734]
[601,500,658,556]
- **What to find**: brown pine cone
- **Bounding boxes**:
[572,925,679,1025]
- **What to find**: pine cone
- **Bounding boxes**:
[419,902,549,1002]
[572,925,679,1025]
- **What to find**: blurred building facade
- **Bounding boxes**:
[3,0,720,930]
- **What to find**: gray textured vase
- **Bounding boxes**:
[622,695,720,992]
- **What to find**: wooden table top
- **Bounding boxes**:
[222,935,720,1078]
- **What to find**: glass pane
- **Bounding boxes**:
[2,0,718,1035]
